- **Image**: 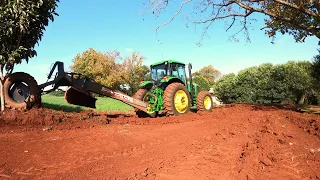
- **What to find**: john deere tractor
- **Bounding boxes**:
[133,60,213,116]
[3,60,212,117]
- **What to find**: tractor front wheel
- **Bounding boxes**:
[196,91,213,112]
[3,72,41,110]
[133,88,149,117]
[164,83,191,116]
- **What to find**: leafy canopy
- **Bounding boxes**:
[192,65,221,86]
[193,75,211,91]
[122,52,149,95]
[71,48,125,90]
[71,48,149,95]
[0,0,59,71]
[145,0,320,44]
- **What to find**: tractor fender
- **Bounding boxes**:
[139,81,153,90]
[161,77,185,86]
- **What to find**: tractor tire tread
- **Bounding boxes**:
[4,72,41,110]
[133,88,149,117]
[164,82,190,116]
[196,90,213,112]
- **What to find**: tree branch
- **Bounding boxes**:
[141,0,168,15]
[155,0,192,33]
[193,10,253,24]
[273,0,318,17]
[149,0,320,43]
[234,1,319,38]
[226,16,236,31]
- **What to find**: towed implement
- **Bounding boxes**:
[3,60,214,117]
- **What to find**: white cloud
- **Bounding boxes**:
[125,48,134,53]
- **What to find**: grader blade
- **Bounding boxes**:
[64,87,97,108]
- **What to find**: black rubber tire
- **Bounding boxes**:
[133,88,149,117]
[4,72,41,110]
[163,83,191,116]
[196,91,213,112]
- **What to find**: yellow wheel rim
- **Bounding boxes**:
[174,90,189,113]
[204,96,212,110]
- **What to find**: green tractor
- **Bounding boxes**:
[134,60,214,117]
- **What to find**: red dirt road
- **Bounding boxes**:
[0,104,319,179]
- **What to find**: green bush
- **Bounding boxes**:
[213,61,319,105]
[193,75,211,91]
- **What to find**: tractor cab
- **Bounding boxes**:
[150,60,187,85]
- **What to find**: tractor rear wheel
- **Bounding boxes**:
[3,72,41,110]
[133,88,149,117]
[196,91,213,112]
[164,83,191,116]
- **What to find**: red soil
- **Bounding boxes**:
[0,104,319,179]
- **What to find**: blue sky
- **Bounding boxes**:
[14,0,319,84]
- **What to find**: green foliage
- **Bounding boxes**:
[0,0,59,70]
[70,48,125,90]
[193,65,221,85]
[256,64,287,104]
[193,75,211,91]
[312,49,320,82]
[283,61,314,104]
[48,89,65,96]
[122,52,149,96]
[212,73,236,104]
[264,1,320,42]
[213,61,319,105]
[233,66,258,103]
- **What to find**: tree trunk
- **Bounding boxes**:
[0,79,4,111]
[297,92,307,106]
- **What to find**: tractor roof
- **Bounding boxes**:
[151,60,185,67]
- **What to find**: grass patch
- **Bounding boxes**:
[42,94,133,112]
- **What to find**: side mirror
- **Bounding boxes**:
[188,63,192,70]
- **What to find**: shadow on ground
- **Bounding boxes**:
[42,102,84,112]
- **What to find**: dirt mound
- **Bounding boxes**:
[0,104,319,138]
[0,104,319,179]
[0,107,135,133]
[0,108,67,126]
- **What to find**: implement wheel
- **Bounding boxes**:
[133,88,149,117]
[196,91,213,112]
[3,72,41,110]
[164,83,190,116]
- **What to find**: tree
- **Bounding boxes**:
[70,49,149,95]
[233,66,258,103]
[255,64,287,104]
[122,51,149,96]
[213,61,318,105]
[193,65,221,85]
[312,49,320,82]
[212,73,237,103]
[145,0,320,44]
[193,75,211,91]
[283,61,314,105]
[0,0,59,110]
[70,48,125,90]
